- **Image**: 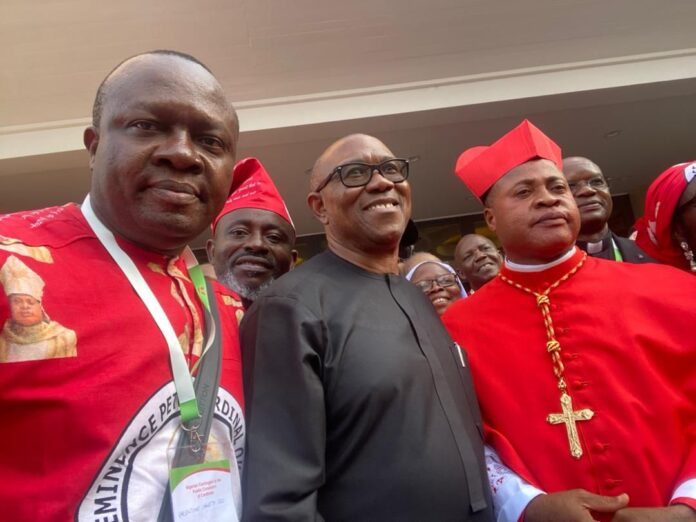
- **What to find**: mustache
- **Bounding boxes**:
[228,250,276,269]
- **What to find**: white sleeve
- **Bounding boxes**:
[671,478,696,502]
[485,445,546,522]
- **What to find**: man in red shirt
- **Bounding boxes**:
[0,51,245,521]
[443,120,696,522]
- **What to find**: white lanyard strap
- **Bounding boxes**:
[81,195,199,422]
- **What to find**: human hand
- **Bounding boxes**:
[612,504,696,521]
[524,489,629,522]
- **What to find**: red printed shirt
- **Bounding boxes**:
[0,204,245,521]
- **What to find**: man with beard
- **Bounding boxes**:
[208,157,297,311]
[240,134,493,521]
[443,120,696,521]
[562,156,652,263]
[453,234,502,293]
[0,51,245,521]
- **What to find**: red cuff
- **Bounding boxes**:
[671,497,696,512]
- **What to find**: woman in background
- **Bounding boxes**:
[405,259,467,316]
[635,162,696,273]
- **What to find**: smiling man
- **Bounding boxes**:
[562,156,652,263]
[0,51,246,521]
[240,134,493,521]
[443,120,696,522]
[208,157,297,311]
[453,234,502,292]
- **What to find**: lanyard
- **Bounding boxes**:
[81,195,214,423]
[611,238,623,262]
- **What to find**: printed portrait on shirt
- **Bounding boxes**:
[0,255,77,362]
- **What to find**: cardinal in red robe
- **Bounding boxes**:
[443,120,696,522]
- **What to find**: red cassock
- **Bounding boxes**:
[443,248,696,518]
[0,204,245,521]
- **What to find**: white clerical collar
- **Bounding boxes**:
[504,247,577,273]
[586,240,604,255]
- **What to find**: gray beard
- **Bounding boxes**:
[217,271,274,302]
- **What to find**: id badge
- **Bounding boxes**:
[167,440,238,522]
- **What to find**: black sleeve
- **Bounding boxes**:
[240,295,327,522]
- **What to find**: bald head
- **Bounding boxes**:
[92,50,238,138]
[562,156,601,176]
[310,134,394,191]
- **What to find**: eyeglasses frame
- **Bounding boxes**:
[314,158,410,192]
[567,176,611,195]
[414,273,460,293]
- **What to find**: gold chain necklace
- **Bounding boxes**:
[498,252,593,459]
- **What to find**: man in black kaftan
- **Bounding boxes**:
[240,134,493,522]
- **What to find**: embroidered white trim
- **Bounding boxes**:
[485,446,545,522]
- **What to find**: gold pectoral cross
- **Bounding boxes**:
[546,392,594,459]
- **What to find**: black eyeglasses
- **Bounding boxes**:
[315,158,410,192]
[414,273,458,293]
[567,177,610,195]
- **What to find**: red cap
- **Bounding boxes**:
[634,161,696,270]
[212,157,293,233]
[454,120,562,200]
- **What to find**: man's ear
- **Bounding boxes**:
[205,238,215,264]
[307,192,329,225]
[483,207,497,232]
[290,249,299,268]
[83,126,99,172]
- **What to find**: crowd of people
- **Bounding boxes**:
[0,50,694,522]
